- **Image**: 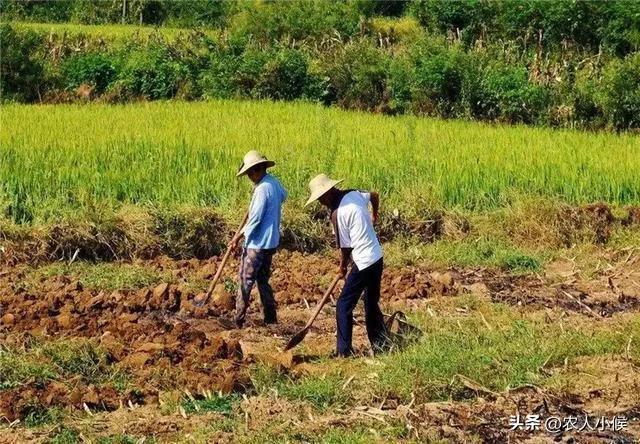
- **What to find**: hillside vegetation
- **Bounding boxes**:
[2,0,639,130]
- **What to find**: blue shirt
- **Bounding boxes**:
[244,174,287,249]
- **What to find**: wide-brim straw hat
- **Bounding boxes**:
[305,174,344,206]
[236,150,276,176]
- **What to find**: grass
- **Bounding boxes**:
[10,21,220,40]
[22,405,66,427]
[50,427,81,444]
[318,427,409,444]
[0,348,57,389]
[180,392,238,415]
[22,260,231,296]
[235,419,410,444]
[384,236,543,271]
[97,436,147,444]
[0,338,129,390]
[1,95,636,444]
[2,100,638,266]
[251,364,348,411]
[28,261,172,292]
[49,428,155,444]
[40,340,112,383]
[1,100,639,226]
[375,305,639,403]
[248,299,640,408]
[4,296,639,442]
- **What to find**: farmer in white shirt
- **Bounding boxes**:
[229,150,287,328]
[306,174,387,357]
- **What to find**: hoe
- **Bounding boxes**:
[284,273,342,351]
[195,211,248,308]
[284,277,423,352]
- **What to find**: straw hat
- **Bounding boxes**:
[305,174,344,206]
[236,150,275,177]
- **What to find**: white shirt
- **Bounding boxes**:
[332,191,383,270]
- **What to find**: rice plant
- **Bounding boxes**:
[1,100,638,224]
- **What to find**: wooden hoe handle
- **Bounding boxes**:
[305,274,342,329]
[204,211,249,300]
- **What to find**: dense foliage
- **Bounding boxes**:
[3,0,639,53]
[1,0,639,130]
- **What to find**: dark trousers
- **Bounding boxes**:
[336,258,386,356]
[235,248,277,326]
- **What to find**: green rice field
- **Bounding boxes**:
[1,100,639,224]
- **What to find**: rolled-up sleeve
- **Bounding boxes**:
[244,186,267,244]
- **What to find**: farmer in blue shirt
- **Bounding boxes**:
[229,150,287,328]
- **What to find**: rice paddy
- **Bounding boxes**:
[1,99,639,224]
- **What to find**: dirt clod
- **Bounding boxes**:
[212,288,235,311]
[623,206,640,226]
[430,271,455,294]
[153,283,170,299]
[1,313,15,325]
[56,313,73,329]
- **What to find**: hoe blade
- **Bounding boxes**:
[283,327,309,351]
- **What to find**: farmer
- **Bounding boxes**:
[306,174,387,357]
[229,150,287,328]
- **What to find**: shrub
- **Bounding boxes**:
[409,0,498,46]
[322,41,391,111]
[572,71,605,129]
[203,47,320,102]
[408,44,469,117]
[369,16,423,43]
[599,53,640,130]
[355,0,410,18]
[117,45,185,100]
[229,0,359,43]
[475,65,551,124]
[407,0,637,54]
[61,53,117,94]
[501,0,605,50]
[162,0,231,27]
[302,61,330,102]
[600,0,640,56]
[459,51,487,118]
[386,58,413,114]
[255,49,309,100]
[165,32,215,100]
[0,0,74,22]
[0,24,45,102]
[232,49,270,98]
[0,11,637,131]
[199,51,241,99]
[70,0,121,24]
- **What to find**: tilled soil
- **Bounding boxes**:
[1,251,640,442]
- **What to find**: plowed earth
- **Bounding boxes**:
[1,250,640,442]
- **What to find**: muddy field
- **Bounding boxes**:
[1,250,640,443]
